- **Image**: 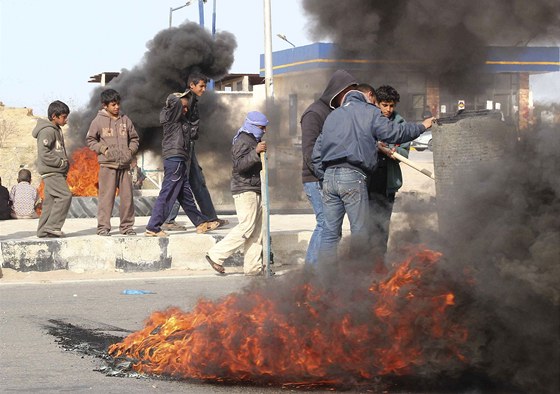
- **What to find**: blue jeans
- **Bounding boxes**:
[147,159,207,232]
[165,148,217,223]
[303,181,323,265]
[319,167,369,263]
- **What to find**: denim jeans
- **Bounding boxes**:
[303,181,323,265]
[147,159,207,232]
[165,147,217,223]
[319,167,369,263]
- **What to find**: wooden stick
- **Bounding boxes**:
[260,151,272,277]
[392,151,435,180]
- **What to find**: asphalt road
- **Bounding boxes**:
[1,274,324,393]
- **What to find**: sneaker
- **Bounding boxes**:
[145,229,168,237]
[161,222,187,231]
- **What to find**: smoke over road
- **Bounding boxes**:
[299,1,560,392]
[302,0,560,94]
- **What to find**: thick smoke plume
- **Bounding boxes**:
[297,1,560,391]
[429,124,560,393]
[68,22,236,156]
[302,0,560,94]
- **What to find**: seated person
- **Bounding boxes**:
[0,176,11,220]
[10,169,40,219]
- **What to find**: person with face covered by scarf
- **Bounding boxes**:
[205,111,270,276]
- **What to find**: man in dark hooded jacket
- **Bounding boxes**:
[300,69,357,265]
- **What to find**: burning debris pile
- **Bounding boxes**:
[107,248,472,389]
[66,147,99,196]
[102,124,559,393]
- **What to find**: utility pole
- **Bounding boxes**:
[263,0,274,101]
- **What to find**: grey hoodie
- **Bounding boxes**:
[31,118,69,177]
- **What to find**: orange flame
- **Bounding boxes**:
[66,147,99,196]
[108,248,469,386]
[37,147,99,200]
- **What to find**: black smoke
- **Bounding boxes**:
[299,1,560,392]
[302,0,560,94]
[68,21,237,155]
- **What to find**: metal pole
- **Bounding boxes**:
[260,151,272,277]
[198,0,205,28]
[263,0,274,101]
[169,1,193,28]
[207,0,216,91]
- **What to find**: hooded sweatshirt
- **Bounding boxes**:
[160,93,196,161]
[300,69,357,183]
[31,118,69,178]
[312,91,426,180]
[86,109,139,169]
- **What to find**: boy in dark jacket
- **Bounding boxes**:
[162,72,229,231]
[300,69,357,265]
[86,89,139,236]
[368,85,410,267]
[205,111,269,276]
[31,100,72,237]
[145,91,218,237]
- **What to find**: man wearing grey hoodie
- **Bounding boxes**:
[300,69,358,265]
[31,100,72,238]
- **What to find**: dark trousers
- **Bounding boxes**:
[37,174,72,237]
[97,167,134,233]
[165,148,217,223]
[368,191,395,259]
[148,159,207,232]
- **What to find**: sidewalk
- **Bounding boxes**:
[0,154,437,282]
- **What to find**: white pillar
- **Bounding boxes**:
[263,0,274,101]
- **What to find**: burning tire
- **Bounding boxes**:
[67,196,156,218]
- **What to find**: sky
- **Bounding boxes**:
[0,0,558,117]
[0,0,314,116]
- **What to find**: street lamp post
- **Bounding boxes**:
[276,34,295,48]
[169,1,194,28]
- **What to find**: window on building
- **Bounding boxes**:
[411,94,426,121]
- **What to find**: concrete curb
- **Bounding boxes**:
[0,215,315,273]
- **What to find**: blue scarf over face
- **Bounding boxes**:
[232,111,269,144]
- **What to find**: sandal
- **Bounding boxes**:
[205,254,225,274]
[122,229,137,236]
[97,230,111,236]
